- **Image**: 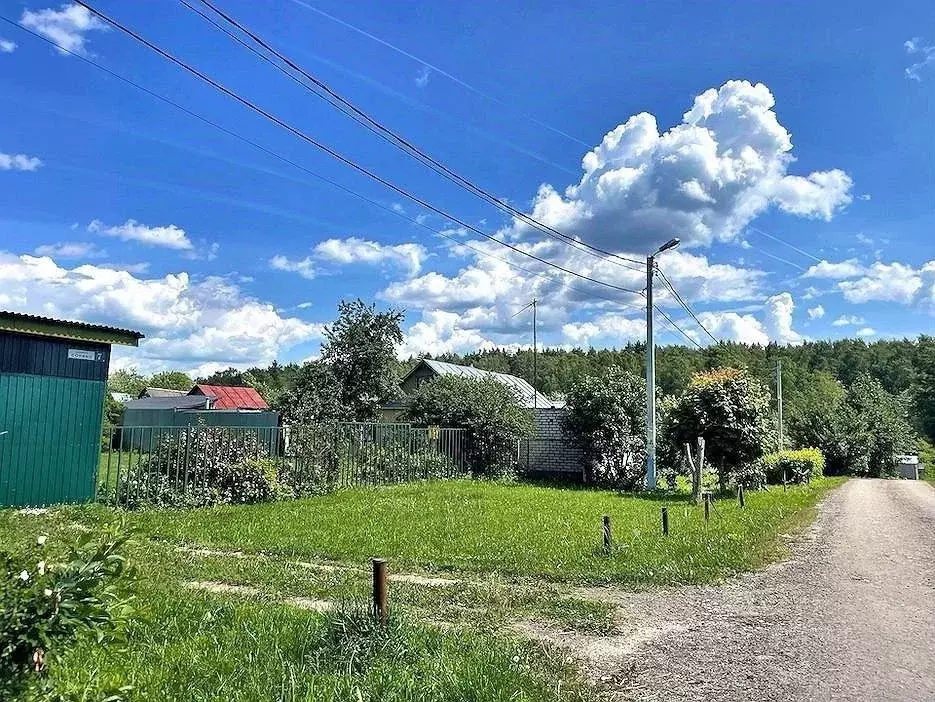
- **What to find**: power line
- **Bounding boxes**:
[183,0,645,274]
[73,0,642,297]
[655,266,718,344]
[286,0,592,148]
[747,226,822,263]
[5,12,652,331]
[653,304,704,349]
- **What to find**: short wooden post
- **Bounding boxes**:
[661,507,669,536]
[372,558,388,625]
[703,493,710,522]
[602,515,612,552]
[738,484,746,508]
[783,469,787,492]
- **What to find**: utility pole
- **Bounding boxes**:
[776,359,783,451]
[645,238,680,490]
[512,298,538,409]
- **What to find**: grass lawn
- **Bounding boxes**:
[0,477,842,700]
[123,477,842,585]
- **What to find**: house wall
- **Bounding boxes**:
[518,408,583,479]
[400,366,436,394]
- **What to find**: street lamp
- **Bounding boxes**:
[645,237,680,490]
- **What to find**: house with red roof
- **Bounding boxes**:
[188,384,270,410]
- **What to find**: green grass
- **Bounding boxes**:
[122,478,842,585]
[0,478,841,699]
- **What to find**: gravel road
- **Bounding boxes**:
[570,479,935,701]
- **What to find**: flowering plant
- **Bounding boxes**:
[0,530,136,699]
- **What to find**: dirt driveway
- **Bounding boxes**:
[555,479,935,701]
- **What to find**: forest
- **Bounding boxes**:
[190,335,935,445]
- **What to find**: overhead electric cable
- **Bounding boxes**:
[655,266,719,344]
[183,0,645,273]
[72,0,642,296]
[286,0,592,148]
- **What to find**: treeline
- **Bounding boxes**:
[196,335,935,444]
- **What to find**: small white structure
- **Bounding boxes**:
[895,454,921,480]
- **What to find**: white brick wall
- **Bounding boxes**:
[518,408,583,476]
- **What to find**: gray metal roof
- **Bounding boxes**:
[124,395,210,411]
[417,359,564,409]
[139,387,188,398]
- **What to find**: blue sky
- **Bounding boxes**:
[1,0,933,374]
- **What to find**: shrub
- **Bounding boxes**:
[660,367,772,490]
[761,448,825,485]
[403,376,533,478]
[1,532,136,699]
[563,368,646,490]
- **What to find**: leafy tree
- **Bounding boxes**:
[403,376,533,478]
[107,369,146,397]
[278,361,351,425]
[563,367,646,489]
[660,368,772,489]
[147,371,193,392]
[319,299,404,420]
[911,335,935,442]
[843,375,917,477]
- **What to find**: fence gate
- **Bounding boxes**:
[0,373,104,506]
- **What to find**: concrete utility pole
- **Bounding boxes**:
[512,298,538,409]
[776,359,784,451]
[645,238,680,490]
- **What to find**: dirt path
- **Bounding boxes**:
[541,479,935,701]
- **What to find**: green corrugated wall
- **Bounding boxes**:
[0,373,105,506]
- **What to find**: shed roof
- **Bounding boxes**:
[0,310,143,346]
[124,395,210,411]
[190,384,270,410]
[139,387,187,398]
[407,359,564,409]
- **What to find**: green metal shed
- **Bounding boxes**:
[0,311,143,507]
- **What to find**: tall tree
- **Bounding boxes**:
[319,299,404,420]
[147,371,194,392]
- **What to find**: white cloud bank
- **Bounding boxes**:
[272,237,426,279]
[20,3,107,57]
[0,253,323,372]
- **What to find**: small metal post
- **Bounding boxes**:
[661,507,669,536]
[602,515,612,552]
[783,469,787,492]
[738,484,746,508]
[372,558,388,624]
[703,493,710,522]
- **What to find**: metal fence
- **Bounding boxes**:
[98,422,468,508]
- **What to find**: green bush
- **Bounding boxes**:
[403,376,533,478]
[761,448,825,485]
[1,532,136,699]
[659,367,772,490]
[563,368,646,489]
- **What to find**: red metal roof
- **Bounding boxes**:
[191,384,269,410]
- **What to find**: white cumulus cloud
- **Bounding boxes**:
[505,80,851,252]
[88,219,194,251]
[762,292,802,344]
[0,39,17,53]
[831,314,865,327]
[20,3,107,57]
[313,237,426,277]
[803,258,865,280]
[807,304,825,320]
[0,253,323,372]
[838,262,923,304]
[0,152,42,171]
